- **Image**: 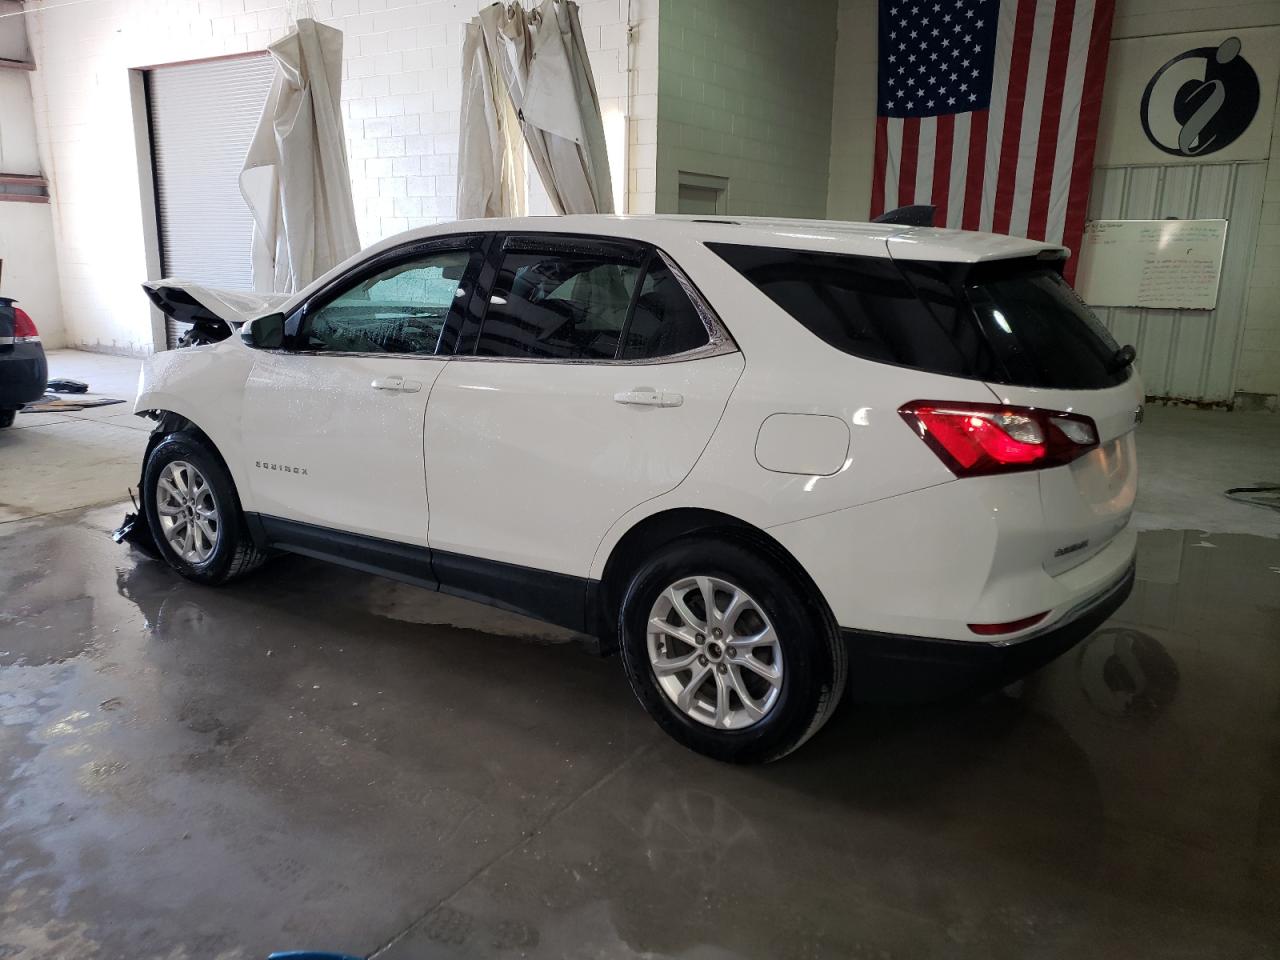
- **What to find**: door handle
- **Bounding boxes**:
[614,389,683,408]
[371,376,423,393]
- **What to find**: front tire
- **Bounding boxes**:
[618,537,846,763]
[142,433,266,584]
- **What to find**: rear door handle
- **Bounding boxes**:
[371,376,423,393]
[614,389,683,408]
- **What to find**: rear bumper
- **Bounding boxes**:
[843,559,1136,702]
[0,342,48,408]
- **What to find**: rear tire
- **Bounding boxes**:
[618,536,846,763]
[142,433,267,585]
[0,409,15,428]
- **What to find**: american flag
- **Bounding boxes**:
[870,0,1115,281]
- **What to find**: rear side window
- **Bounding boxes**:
[708,243,995,379]
[965,265,1127,389]
[711,243,1127,390]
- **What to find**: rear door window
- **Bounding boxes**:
[619,258,710,360]
[468,239,714,362]
[476,249,642,360]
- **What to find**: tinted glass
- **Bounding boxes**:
[966,265,1127,389]
[476,250,641,360]
[620,259,710,360]
[302,250,475,354]
[709,243,993,377]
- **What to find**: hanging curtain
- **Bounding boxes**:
[457,0,614,218]
[457,11,527,219]
[521,0,614,215]
[241,17,360,293]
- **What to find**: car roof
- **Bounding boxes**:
[362,214,1066,264]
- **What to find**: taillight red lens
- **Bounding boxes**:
[968,611,1050,636]
[899,401,1098,477]
[13,308,39,341]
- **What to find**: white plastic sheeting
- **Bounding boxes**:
[458,0,614,219]
[241,18,360,293]
[458,12,528,219]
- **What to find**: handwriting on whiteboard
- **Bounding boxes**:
[1076,219,1228,310]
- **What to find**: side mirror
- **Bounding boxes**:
[241,312,286,349]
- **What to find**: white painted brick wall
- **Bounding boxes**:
[23,0,658,354]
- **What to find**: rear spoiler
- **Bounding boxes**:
[874,205,936,227]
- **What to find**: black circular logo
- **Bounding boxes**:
[1140,37,1260,157]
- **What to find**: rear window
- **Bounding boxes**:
[964,263,1126,389]
[709,243,1128,390]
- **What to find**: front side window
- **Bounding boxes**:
[471,241,715,362]
[301,250,476,354]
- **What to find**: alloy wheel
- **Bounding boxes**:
[155,460,220,564]
[647,575,784,730]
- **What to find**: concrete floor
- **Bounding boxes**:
[2,351,1279,959]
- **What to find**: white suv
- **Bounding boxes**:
[131,215,1141,763]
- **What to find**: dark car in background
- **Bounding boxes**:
[0,297,47,428]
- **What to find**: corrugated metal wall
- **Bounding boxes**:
[1086,162,1266,404]
[146,55,275,348]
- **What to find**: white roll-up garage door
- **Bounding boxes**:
[146,54,275,347]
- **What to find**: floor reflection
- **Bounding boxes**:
[1,510,1277,958]
[1076,626,1180,720]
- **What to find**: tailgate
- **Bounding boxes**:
[955,255,1144,574]
[987,375,1143,574]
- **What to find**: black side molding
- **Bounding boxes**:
[256,514,438,590]
[249,514,598,636]
[432,550,592,634]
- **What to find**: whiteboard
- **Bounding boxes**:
[1075,219,1228,310]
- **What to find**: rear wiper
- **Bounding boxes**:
[1109,344,1137,373]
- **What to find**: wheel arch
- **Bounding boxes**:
[136,407,250,513]
[593,507,835,654]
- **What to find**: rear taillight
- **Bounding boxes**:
[13,308,39,342]
[899,401,1098,477]
[968,611,1050,636]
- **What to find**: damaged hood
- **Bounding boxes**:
[142,281,292,330]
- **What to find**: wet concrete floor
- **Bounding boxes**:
[2,503,1279,959]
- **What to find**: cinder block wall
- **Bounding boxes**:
[23,0,659,355]
[654,0,838,218]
